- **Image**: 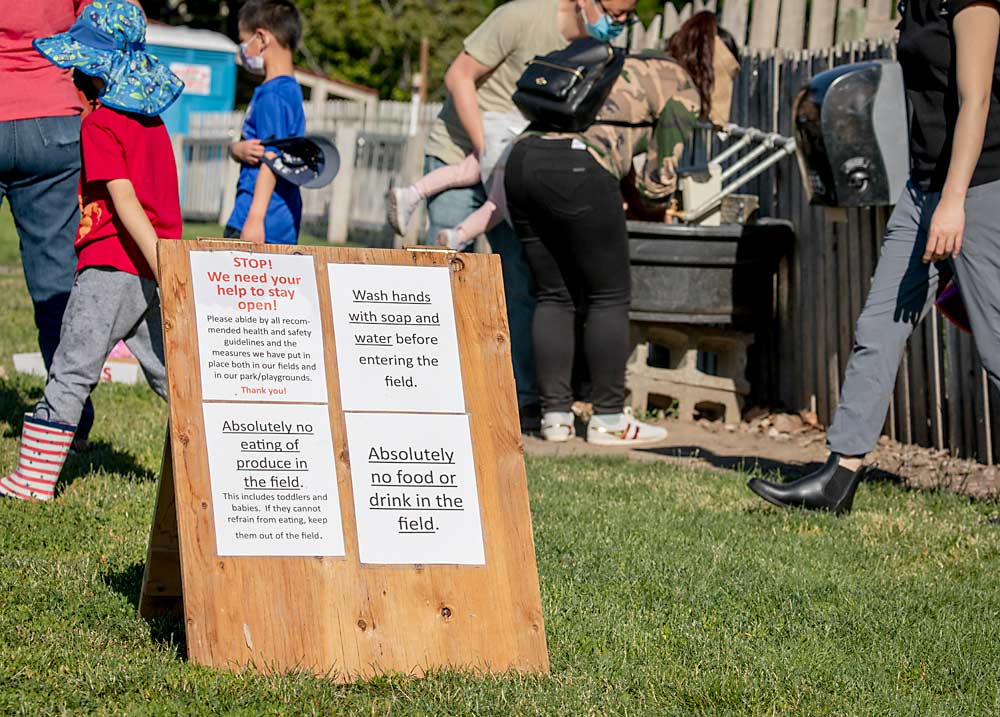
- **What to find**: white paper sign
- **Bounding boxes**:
[169,62,212,95]
[345,412,484,565]
[203,403,345,557]
[328,264,465,413]
[191,251,328,403]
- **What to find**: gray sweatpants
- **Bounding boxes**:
[36,267,168,427]
[827,179,1000,456]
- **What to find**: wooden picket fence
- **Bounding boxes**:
[175,8,1000,463]
[633,0,898,51]
[723,38,1000,464]
[178,100,441,244]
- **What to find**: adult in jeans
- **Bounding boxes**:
[748,0,1000,515]
[0,1,96,448]
[505,15,739,446]
[419,0,638,429]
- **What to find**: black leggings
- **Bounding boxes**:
[504,136,631,415]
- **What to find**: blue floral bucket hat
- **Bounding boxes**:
[33,0,184,117]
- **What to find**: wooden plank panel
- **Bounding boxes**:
[678,3,693,26]
[837,0,866,44]
[894,350,912,445]
[646,14,663,48]
[804,51,829,416]
[720,0,750,45]
[989,367,1000,463]
[748,0,781,48]
[139,434,182,618]
[153,240,548,679]
[925,310,946,449]
[835,216,852,382]
[778,0,807,49]
[947,322,964,455]
[775,52,798,408]
[973,359,993,464]
[868,0,892,21]
[908,321,930,447]
[959,330,976,458]
[808,0,838,49]
[661,5,680,40]
[953,332,970,458]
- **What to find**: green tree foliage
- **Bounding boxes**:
[296,0,497,100]
[147,1,681,100]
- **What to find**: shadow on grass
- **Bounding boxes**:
[0,384,37,434]
[640,445,906,487]
[60,440,158,488]
[1,382,156,488]
[641,445,823,480]
[103,562,188,659]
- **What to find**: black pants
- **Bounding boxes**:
[504,136,630,415]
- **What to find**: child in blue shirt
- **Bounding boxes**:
[225,0,305,245]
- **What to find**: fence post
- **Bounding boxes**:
[327,124,359,244]
[172,134,185,188]
[399,132,429,248]
[217,145,241,227]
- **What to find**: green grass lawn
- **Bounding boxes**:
[1,208,1000,715]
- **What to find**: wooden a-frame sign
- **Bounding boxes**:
[139,239,548,680]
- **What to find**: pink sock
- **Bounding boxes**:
[455,200,498,240]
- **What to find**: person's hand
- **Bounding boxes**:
[241,215,266,244]
[231,139,265,165]
[924,195,965,262]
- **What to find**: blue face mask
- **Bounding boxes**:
[584,5,626,42]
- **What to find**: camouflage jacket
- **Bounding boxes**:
[563,53,701,203]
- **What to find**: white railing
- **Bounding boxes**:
[178,100,442,245]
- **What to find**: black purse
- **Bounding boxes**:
[512,38,627,132]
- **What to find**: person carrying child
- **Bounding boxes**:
[224,0,306,246]
[0,0,184,501]
[435,11,740,254]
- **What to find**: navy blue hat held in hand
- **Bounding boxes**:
[262,136,340,189]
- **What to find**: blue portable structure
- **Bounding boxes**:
[145,23,238,136]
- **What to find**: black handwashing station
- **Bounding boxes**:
[629,59,907,330]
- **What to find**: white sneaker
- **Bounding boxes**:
[540,411,575,442]
[387,186,421,235]
[435,228,473,251]
[587,413,668,447]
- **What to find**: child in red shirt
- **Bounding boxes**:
[0,0,184,501]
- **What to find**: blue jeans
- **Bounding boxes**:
[423,155,539,409]
[0,115,94,438]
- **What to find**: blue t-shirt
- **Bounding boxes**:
[227,76,306,244]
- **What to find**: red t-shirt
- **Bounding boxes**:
[77,106,182,278]
[0,0,86,122]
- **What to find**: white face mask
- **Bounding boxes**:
[239,35,265,75]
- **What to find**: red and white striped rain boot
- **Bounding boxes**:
[0,413,75,502]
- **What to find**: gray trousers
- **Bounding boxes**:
[37,267,168,427]
[827,179,1000,456]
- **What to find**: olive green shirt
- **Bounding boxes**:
[424,0,567,166]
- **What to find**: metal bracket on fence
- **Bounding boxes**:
[678,123,797,224]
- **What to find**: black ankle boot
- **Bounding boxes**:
[747,454,866,516]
